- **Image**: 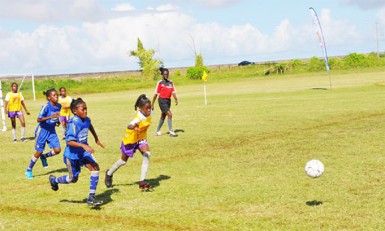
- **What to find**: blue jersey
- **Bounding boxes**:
[64,115,92,160]
[38,102,61,130]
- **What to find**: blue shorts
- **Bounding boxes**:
[35,126,60,152]
[64,152,96,180]
[120,139,148,158]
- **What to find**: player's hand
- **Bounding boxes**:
[26,111,30,115]
[56,121,61,127]
[83,144,95,153]
[151,104,155,111]
[175,99,178,106]
[96,140,105,148]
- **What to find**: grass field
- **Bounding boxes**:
[1,71,385,230]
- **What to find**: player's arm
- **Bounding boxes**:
[172,93,178,106]
[127,118,140,131]
[67,140,95,153]
[37,105,59,122]
[89,123,104,148]
[21,101,30,115]
[152,94,158,111]
[4,100,8,114]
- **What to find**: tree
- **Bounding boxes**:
[130,38,161,80]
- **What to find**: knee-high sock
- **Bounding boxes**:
[156,119,164,132]
[27,156,38,170]
[62,126,66,138]
[167,118,173,131]
[107,159,126,176]
[140,153,150,181]
[41,150,55,159]
[12,129,16,140]
[56,175,71,184]
[89,171,99,195]
[21,127,25,138]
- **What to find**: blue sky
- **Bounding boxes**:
[0,0,385,75]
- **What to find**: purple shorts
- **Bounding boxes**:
[8,111,23,118]
[59,116,70,123]
[120,139,148,158]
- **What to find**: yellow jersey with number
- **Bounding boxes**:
[123,111,151,145]
[58,96,72,116]
[5,92,23,112]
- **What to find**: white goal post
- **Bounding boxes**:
[0,74,36,132]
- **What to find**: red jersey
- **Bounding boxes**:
[154,79,176,99]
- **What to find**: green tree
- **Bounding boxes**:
[130,38,161,80]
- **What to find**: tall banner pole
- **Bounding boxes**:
[0,80,7,132]
[309,7,332,89]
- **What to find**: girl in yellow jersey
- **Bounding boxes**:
[58,87,72,140]
[105,94,152,190]
[4,83,30,142]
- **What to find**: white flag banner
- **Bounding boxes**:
[309,7,330,72]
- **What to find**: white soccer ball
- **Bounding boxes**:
[305,159,324,178]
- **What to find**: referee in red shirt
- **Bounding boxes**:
[152,67,179,137]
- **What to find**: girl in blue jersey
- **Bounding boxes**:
[25,89,61,179]
[49,98,105,206]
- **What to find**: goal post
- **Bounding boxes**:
[0,80,7,131]
[0,73,36,102]
[0,74,36,132]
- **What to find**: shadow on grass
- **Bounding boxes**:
[60,188,120,210]
[165,129,184,135]
[114,174,171,191]
[306,200,323,206]
[26,136,36,141]
[35,168,68,177]
[311,88,329,90]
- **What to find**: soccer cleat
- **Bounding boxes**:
[155,131,162,136]
[169,131,178,137]
[13,139,17,143]
[105,170,113,188]
[40,156,48,168]
[21,138,28,142]
[139,180,151,190]
[87,195,103,206]
[25,170,33,179]
[49,175,59,191]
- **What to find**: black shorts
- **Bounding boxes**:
[158,98,171,114]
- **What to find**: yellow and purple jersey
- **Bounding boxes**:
[123,111,151,145]
[5,92,24,112]
[58,95,72,117]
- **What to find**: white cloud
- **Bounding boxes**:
[340,0,385,10]
[111,3,136,12]
[0,4,371,74]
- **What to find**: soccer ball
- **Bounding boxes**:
[305,159,324,178]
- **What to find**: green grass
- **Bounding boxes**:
[1,70,385,230]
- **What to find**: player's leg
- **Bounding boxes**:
[166,110,177,137]
[138,141,151,189]
[25,151,42,179]
[84,153,102,206]
[105,142,132,188]
[40,132,61,168]
[9,115,17,142]
[156,98,169,135]
[17,112,27,142]
[59,116,68,140]
[50,157,80,191]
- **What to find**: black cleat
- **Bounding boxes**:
[87,195,103,206]
[49,175,59,191]
[139,180,151,190]
[105,170,113,188]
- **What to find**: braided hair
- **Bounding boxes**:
[43,88,57,100]
[70,98,86,114]
[134,94,151,111]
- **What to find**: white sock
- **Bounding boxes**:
[21,127,25,138]
[62,127,66,138]
[107,159,126,176]
[12,129,16,139]
[140,152,150,181]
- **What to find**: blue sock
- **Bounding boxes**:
[56,175,70,184]
[27,156,38,170]
[167,118,173,131]
[41,150,54,159]
[89,171,99,195]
